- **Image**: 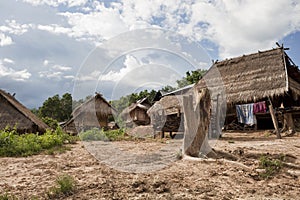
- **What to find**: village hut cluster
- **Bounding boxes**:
[1,46,300,140]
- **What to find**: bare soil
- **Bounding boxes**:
[1,131,300,199]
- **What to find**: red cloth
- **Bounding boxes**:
[253,101,266,113]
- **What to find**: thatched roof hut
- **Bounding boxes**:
[62,93,116,134]
[120,97,151,127]
[194,47,300,130]
[0,89,48,133]
[195,47,300,105]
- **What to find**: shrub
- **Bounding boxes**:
[42,117,59,130]
[47,174,76,199]
[79,128,125,141]
[0,126,77,157]
[259,155,283,179]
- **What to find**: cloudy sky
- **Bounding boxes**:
[1,0,300,108]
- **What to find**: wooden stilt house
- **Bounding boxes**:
[120,97,151,128]
[195,47,300,136]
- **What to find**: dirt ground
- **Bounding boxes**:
[1,131,300,199]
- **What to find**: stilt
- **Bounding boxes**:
[269,103,281,139]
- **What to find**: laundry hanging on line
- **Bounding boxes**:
[253,101,267,114]
[236,103,256,125]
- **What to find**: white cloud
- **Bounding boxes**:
[182,0,300,58]
[0,60,31,81]
[52,64,72,71]
[22,0,87,7]
[39,61,73,79]
[100,54,142,82]
[75,70,101,81]
[43,59,49,66]
[3,58,14,64]
[0,33,13,46]
[39,71,62,79]
[60,6,129,41]
[0,20,33,35]
[64,75,75,79]
[55,0,300,59]
[37,24,72,36]
[12,0,300,60]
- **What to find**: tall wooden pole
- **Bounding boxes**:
[268,100,281,139]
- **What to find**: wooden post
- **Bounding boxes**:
[269,104,281,139]
[183,88,211,157]
[283,113,295,134]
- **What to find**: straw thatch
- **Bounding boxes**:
[0,89,48,133]
[147,94,189,133]
[195,47,300,105]
[62,93,116,134]
[120,97,151,127]
[147,84,196,133]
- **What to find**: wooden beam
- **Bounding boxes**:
[268,103,281,139]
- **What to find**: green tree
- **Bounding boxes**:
[186,69,207,84]
[31,108,39,116]
[176,69,207,88]
[39,93,72,122]
[61,93,72,121]
[160,85,176,93]
[111,89,158,113]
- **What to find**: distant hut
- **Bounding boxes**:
[120,97,151,128]
[147,85,194,137]
[0,89,48,133]
[62,93,116,134]
[195,47,300,134]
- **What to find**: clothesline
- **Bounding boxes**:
[236,101,266,125]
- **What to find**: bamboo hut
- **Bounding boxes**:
[195,47,300,134]
[120,97,151,128]
[0,89,48,133]
[62,93,116,134]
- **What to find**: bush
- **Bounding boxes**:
[79,128,125,141]
[259,155,283,179]
[0,126,77,157]
[42,117,59,130]
[47,174,76,199]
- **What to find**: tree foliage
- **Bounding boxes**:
[176,69,207,88]
[111,89,157,113]
[38,93,72,122]
[161,69,207,93]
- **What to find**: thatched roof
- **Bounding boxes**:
[195,47,300,104]
[147,95,183,116]
[72,93,116,119]
[0,89,49,133]
[147,83,195,116]
[120,97,151,117]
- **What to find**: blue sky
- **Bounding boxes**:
[0,0,300,108]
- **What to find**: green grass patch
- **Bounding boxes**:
[258,155,283,179]
[47,174,76,199]
[79,128,126,141]
[0,193,17,200]
[0,126,78,157]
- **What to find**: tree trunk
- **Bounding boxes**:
[183,88,211,157]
